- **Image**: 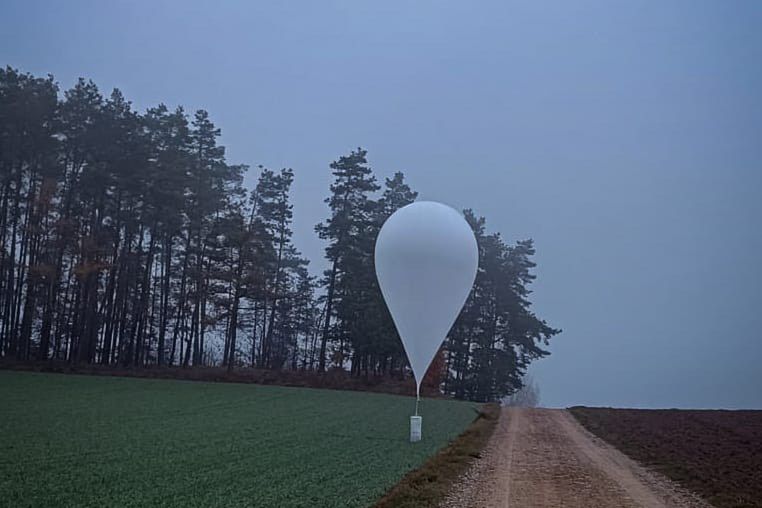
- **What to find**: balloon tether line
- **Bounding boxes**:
[415,384,420,416]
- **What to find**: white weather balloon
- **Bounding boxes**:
[375,201,479,404]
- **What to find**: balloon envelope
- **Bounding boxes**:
[374,201,478,398]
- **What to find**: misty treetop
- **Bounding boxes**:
[0,66,559,402]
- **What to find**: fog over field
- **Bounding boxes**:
[2,0,760,408]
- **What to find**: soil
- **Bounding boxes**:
[570,407,762,508]
[442,408,712,508]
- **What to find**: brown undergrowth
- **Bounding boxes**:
[0,360,445,397]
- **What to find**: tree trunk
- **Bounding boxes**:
[318,259,338,372]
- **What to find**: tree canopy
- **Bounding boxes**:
[0,66,559,401]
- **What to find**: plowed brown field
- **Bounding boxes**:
[570,407,762,508]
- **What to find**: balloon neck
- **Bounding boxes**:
[415,383,421,416]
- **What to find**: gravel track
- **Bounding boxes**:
[442,408,712,508]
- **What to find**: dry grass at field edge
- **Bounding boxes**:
[373,402,501,508]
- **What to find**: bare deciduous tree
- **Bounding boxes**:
[504,375,541,407]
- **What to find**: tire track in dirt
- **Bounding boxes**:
[442,408,711,508]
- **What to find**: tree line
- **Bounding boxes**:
[0,66,559,402]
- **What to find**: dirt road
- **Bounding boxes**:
[442,408,711,508]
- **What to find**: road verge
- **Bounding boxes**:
[374,402,500,508]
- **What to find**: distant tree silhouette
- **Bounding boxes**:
[505,375,541,407]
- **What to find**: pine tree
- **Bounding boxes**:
[143,104,192,366]
[314,148,380,371]
[0,67,59,360]
[349,171,417,376]
[252,167,296,368]
[444,210,561,402]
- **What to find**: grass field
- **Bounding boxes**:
[570,407,762,508]
[0,371,479,508]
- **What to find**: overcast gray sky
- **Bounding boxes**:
[3,0,760,409]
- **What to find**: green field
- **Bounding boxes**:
[0,371,478,508]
